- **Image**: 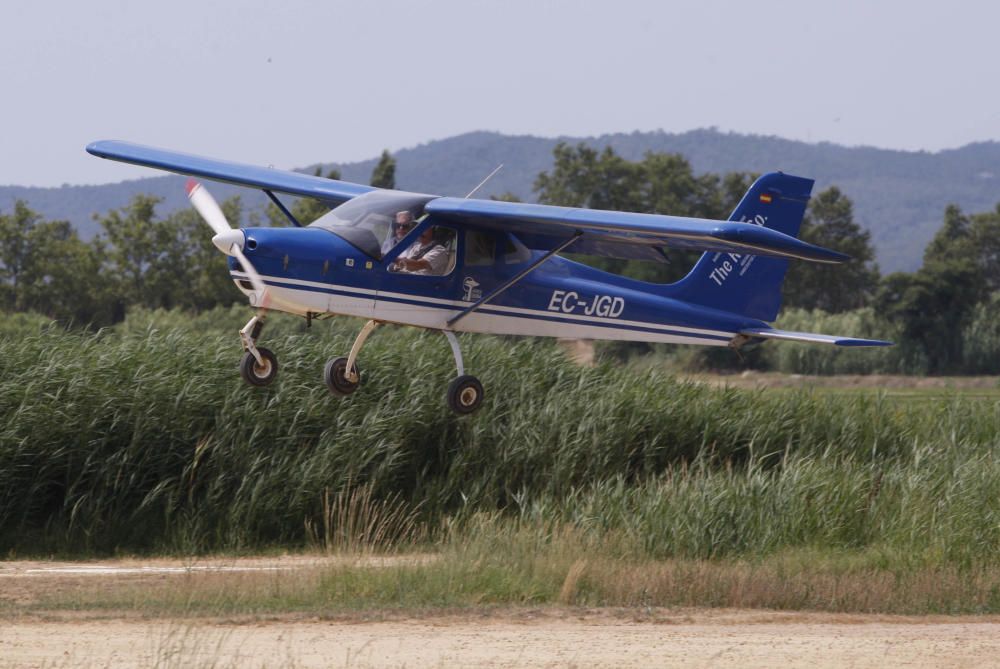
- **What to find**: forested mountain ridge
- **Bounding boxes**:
[3,129,998,272]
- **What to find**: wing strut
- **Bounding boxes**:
[447,232,582,327]
[263,190,303,227]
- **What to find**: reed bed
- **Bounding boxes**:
[2,308,1000,571]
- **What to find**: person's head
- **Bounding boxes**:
[394,211,415,237]
[418,227,435,245]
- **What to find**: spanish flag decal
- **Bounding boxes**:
[759,193,773,204]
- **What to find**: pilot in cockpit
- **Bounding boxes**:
[381,210,416,256]
[391,225,450,275]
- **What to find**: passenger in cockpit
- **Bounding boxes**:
[381,210,416,256]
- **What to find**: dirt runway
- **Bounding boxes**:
[3,557,1000,668]
[4,614,1000,668]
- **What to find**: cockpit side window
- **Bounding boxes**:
[502,233,531,265]
[465,230,496,266]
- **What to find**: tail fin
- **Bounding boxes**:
[669,172,814,322]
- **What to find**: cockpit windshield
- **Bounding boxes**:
[310,191,436,259]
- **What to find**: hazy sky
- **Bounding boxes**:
[4,0,999,187]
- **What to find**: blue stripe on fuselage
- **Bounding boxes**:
[235,273,734,343]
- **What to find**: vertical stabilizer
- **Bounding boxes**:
[668,172,813,322]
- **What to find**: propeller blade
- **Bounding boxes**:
[186,179,231,237]
[186,179,271,309]
[231,245,270,307]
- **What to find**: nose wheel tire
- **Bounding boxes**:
[447,375,484,414]
[240,347,278,387]
[325,356,361,396]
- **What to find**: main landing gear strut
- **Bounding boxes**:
[236,316,483,415]
[322,320,484,415]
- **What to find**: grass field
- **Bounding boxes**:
[678,369,1000,402]
[8,537,1000,618]
[3,307,1000,616]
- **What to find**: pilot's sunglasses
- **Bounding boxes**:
[396,223,413,230]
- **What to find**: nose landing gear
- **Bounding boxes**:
[238,314,278,386]
[240,346,278,386]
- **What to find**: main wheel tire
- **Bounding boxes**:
[447,375,484,414]
[240,347,278,387]
[324,356,361,396]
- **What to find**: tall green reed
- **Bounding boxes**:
[2,308,999,557]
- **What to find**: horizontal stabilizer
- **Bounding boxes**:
[740,328,893,347]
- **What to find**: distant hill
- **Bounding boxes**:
[3,129,999,273]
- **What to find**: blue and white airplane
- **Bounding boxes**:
[87,141,890,414]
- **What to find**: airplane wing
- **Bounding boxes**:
[88,141,844,264]
[425,197,850,264]
[86,140,374,206]
[740,328,892,346]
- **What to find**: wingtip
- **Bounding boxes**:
[803,243,851,264]
[827,249,852,264]
[85,140,107,157]
[715,224,853,264]
[835,338,894,347]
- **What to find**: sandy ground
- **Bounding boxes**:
[3,556,1000,668]
[4,614,1000,668]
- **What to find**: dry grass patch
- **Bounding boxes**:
[7,530,1000,618]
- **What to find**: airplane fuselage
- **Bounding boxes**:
[228,226,765,347]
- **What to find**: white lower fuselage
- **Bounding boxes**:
[233,271,738,347]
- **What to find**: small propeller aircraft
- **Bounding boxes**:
[87,141,890,413]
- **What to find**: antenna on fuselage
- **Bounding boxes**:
[463,164,504,199]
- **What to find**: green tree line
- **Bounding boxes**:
[2,143,998,373]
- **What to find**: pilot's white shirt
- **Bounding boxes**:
[398,241,448,275]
